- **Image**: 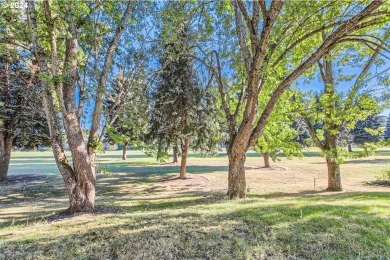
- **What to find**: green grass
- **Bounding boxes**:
[0,149,389,259]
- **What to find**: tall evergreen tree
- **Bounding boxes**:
[150,20,221,179]
[0,56,48,180]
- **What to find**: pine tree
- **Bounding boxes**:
[0,56,49,180]
[150,25,221,179]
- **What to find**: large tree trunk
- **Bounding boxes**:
[63,113,96,214]
[326,156,342,191]
[228,153,246,199]
[0,133,13,181]
[179,138,189,179]
[42,93,94,214]
[263,152,270,168]
[173,145,178,163]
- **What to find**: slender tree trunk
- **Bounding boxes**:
[263,152,270,168]
[179,138,189,179]
[41,95,78,209]
[326,156,342,191]
[173,145,178,163]
[228,153,246,199]
[0,133,13,181]
[348,143,352,152]
[88,2,134,158]
[122,142,128,160]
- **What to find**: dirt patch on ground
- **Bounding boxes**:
[153,174,212,192]
[0,175,47,186]
[143,161,390,195]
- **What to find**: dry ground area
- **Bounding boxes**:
[0,148,389,259]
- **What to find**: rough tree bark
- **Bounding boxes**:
[326,156,342,191]
[0,133,13,181]
[0,58,14,181]
[263,152,270,168]
[320,54,343,191]
[173,145,178,163]
[179,137,189,179]
[228,152,246,199]
[42,94,78,204]
[122,142,128,160]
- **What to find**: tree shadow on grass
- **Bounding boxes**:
[373,150,390,156]
[104,164,227,176]
[343,158,388,164]
[247,190,390,201]
[309,158,388,165]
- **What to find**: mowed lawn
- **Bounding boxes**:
[0,148,389,259]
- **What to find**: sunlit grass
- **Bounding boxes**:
[0,148,389,259]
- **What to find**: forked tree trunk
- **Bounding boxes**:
[326,156,342,191]
[0,134,13,181]
[228,153,246,199]
[173,145,178,163]
[179,137,189,179]
[122,142,128,160]
[263,152,270,168]
[28,1,95,214]
[63,113,96,214]
[60,10,96,214]
[44,93,94,214]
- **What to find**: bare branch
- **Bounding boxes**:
[88,1,134,152]
[343,29,390,113]
[233,1,251,73]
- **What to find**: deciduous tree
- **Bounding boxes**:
[297,30,389,191]
[207,0,388,198]
[27,0,135,213]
